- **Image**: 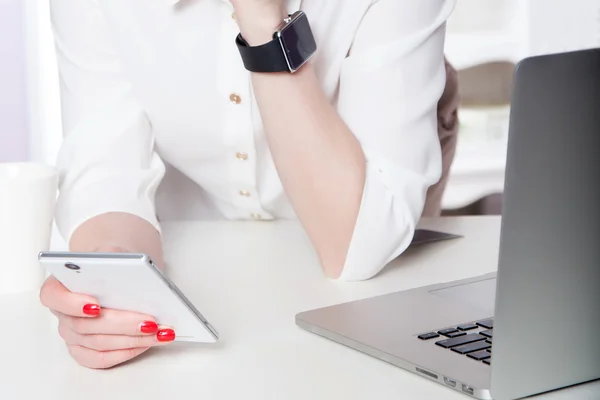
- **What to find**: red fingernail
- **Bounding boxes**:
[157,329,176,342]
[139,321,159,334]
[82,304,101,316]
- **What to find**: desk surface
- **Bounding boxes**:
[1,217,598,400]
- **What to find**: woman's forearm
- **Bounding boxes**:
[252,64,366,279]
[69,212,164,267]
[231,3,366,278]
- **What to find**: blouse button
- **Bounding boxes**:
[250,213,262,220]
[231,12,236,20]
[236,152,249,161]
[229,93,242,104]
[239,190,251,197]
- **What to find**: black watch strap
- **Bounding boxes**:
[235,34,289,73]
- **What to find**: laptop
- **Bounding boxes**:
[295,48,600,400]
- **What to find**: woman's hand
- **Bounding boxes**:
[230,0,288,45]
[39,245,175,369]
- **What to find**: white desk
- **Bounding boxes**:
[1,217,598,399]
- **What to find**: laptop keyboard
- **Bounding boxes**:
[417,318,493,366]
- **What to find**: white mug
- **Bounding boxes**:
[0,162,58,294]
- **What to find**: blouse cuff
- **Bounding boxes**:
[55,163,164,246]
[338,156,437,282]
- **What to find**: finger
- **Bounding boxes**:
[58,324,175,352]
[40,276,101,318]
[58,308,162,336]
[68,345,150,370]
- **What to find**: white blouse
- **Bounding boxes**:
[51,0,455,281]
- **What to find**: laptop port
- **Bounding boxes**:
[415,367,438,380]
[443,377,457,388]
[461,384,474,395]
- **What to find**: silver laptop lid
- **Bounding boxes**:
[491,48,600,400]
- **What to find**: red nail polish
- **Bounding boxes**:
[83,304,101,316]
[139,321,159,334]
[157,329,176,342]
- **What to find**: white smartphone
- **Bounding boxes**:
[38,251,218,343]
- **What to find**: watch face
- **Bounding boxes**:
[278,12,317,72]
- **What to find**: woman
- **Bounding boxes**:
[40,0,458,369]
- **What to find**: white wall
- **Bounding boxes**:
[527,0,600,56]
[446,0,600,70]
[0,0,29,162]
[23,0,62,165]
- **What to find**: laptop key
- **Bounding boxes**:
[438,328,459,336]
[435,333,486,349]
[446,331,467,338]
[480,330,493,338]
[457,323,478,331]
[483,358,491,365]
[476,319,494,329]
[418,332,440,340]
[451,340,491,354]
[467,350,491,361]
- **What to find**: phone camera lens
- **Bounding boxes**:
[65,263,81,271]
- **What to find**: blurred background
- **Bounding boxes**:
[1,0,599,216]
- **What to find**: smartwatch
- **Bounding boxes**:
[235,11,317,73]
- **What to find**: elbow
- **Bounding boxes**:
[320,257,345,280]
[314,160,432,282]
[324,204,417,282]
[317,244,392,282]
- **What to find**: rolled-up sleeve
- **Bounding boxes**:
[337,0,455,281]
[50,0,165,243]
